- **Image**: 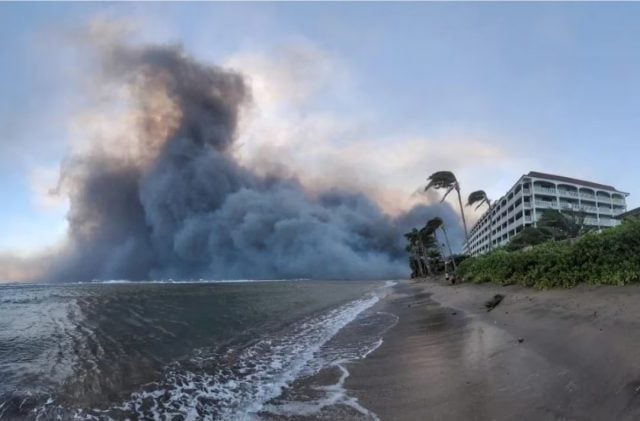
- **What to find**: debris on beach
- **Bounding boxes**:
[485,294,505,311]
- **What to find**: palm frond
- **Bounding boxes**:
[467,190,490,207]
[474,200,489,211]
[440,185,455,202]
[425,217,444,232]
[425,171,457,192]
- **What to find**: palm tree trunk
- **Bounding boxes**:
[433,230,446,271]
[440,226,457,271]
[455,184,469,243]
[418,239,432,276]
[413,246,424,278]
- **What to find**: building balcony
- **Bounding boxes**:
[559,202,580,210]
[599,219,618,227]
[534,201,558,209]
[558,189,579,198]
[598,208,612,215]
[534,186,557,195]
[580,193,596,200]
[582,218,618,227]
[612,198,626,206]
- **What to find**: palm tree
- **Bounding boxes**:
[425,171,468,242]
[418,226,438,276]
[467,190,491,210]
[404,229,425,278]
[425,217,457,271]
[405,226,442,278]
[467,190,492,253]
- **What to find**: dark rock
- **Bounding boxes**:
[485,294,505,312]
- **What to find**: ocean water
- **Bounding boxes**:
[0,280,397,420]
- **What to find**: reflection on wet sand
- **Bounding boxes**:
[346,281,640,420]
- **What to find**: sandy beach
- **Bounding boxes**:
[346,279,640,421]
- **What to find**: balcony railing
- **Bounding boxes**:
[559,202,580,210]
[580,193,596,200]
[534,201,558,209]
[557,189,579,198]
[534,186,557,195]
[583,218,619,227]
[612,199,626,206]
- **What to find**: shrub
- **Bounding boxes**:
[458,219,640,289]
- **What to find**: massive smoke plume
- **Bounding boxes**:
[33,40,462,282]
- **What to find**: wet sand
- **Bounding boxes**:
[346,279,640,420]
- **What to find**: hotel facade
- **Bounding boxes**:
[465,171,629,256]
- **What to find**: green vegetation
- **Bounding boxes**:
[411,171,636,289]
[506,209,593,251]
[459,218,640,289]
[406,170,486,278]
[404,217,448,278]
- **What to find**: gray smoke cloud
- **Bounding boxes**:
[40,41,463,282]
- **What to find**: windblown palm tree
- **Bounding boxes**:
[425,217,457,271]
[467,190,493,252]
[467,190,491,210]
[418,226,438,276]
[404,229,425,277]
[425,171,468,242]
[405,226,441,278]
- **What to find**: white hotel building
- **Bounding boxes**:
[465,171,629,256]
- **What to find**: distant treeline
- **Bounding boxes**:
[459,218,640,289]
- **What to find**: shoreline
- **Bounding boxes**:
[345,278,640,420]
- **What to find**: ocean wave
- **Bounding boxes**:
[262,310,398,421]
[23,284,397,421]
[81,278,307,285]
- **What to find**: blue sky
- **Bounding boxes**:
[2,2,640,255]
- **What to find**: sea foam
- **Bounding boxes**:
[28,281,397,421]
